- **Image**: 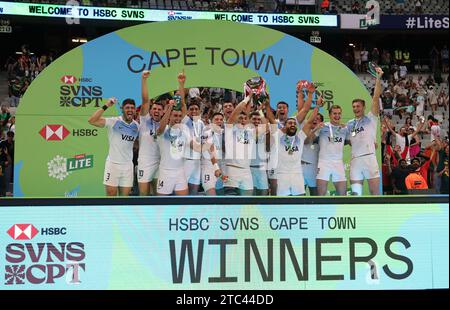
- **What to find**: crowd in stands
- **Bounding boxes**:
[4,45,54,108]
[377,73,449,194]
[0,106,14,197]
[10,0,450,15]
[343,45,449,77]
[0,44,48,196]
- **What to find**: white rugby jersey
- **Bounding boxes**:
[346,112,378,158]
[105,117,139,164]
[182,115,205,160]
[158,126,188,170]
[225,125,255,169]
[318,123,350,161]
[277,129,307,174]
[138,114,160,162]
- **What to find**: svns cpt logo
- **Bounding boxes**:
[39,125,70,141]
[59,74,103,108]
[4,224,86,285]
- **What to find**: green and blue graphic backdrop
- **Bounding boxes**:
[14,20,376,197]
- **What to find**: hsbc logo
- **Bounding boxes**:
[39,125,70,141]
[61,75,77,84]
[7,224,39,240]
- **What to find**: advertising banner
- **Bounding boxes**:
[14,20,374,197]
[340,14,449,30]
[0,1,337,27]
[376,15,449,30]
[0,202,448,289]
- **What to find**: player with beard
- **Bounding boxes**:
[347,66,383,195]
[267,83,315,196]
[316,105,350,196]
[89,97,139,196]
[200,112,225,196]
[273,101,321,196]
[137,70,164,196]
[225,94,255,196]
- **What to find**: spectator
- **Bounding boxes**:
[415,88,426,120]
[7,116,15,134]
[441,45,449,73]
[320,0,330,13]
[351,1,360,13]
[361,47,369,71]
[382,153,393,194]
[391,159,410,194]
[430,46,440,73]
[437,90,449,112]
[395,0,406,14]
[427,86,438,113]
[0,106,11,134]
[371,47,380,64]
[329,5,338,14]
[399,62,408,79]
[0,131,14,196]
[434,140,449,193]
[353,45,362,72]
[408,127,421,158]
[415,0,422,14]
[438,159,449,194]
[0,142,11,197]
[405,158,429,190]
[427,115,441,141]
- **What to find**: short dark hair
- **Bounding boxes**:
[317,113,324,122]
[277,101,289,108]
[411,157,421,164]
[212,112,224,119]
[328,104,342,114]
[250,111,261,118]
[352,99,366,106]
[188,102,200,109]
[151,101,164,109]
[122,98,136,107]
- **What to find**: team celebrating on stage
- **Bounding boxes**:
[88,66,384,196]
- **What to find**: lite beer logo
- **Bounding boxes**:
[67,154,94,172]
[39,124,70,141]
[47,154,94,181]
[4,224,86,285]
[59,75,103,108]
